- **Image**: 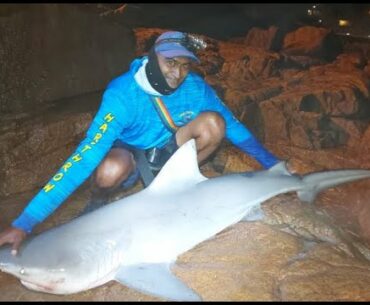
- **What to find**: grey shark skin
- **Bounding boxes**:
[1,139,370,301]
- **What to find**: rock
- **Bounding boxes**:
[220,47,281,80]
[280,54,324,69]
[244,26,283,51]
[218,41,250,62]
[193,51,224,77]
[277,243,370,301]
[133,27,168,55]
[282,26,342,61]
[0,4,135,115]
[335,52,367,70]
[0,92,100,198]
[211,145,262,173]
[330,117,368,148]
[359,125,370,154]
[365,62,370,78]
[258,62,370,149]
[174,222,303,301]
[356,203,370,243]
[262,193,370,262]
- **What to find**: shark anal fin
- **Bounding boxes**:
[114,263,201,301]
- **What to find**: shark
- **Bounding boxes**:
[1,138,370,301]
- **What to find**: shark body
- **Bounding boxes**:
[1,139,370,301]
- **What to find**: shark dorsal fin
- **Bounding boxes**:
[148,139,208,193]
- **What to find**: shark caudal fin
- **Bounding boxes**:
[148,139,207,194]
[298,168,370,203]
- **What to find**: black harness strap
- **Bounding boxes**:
[133,96,179,188]
[132,148,156,188]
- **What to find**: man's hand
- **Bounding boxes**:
[0,227,27,256]
[285,159,300,175]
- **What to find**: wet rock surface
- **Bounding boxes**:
[1,6,370,301]
[0,4,135,115]
[0,92,101,197]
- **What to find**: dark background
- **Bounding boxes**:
[86,3,370,40]
[1,3,368,39]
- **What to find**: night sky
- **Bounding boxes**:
[0,4,368,39]
[110,3,370,39]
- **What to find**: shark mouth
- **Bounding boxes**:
[20,278,65,294]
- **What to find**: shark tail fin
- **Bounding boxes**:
[298,168,370,203]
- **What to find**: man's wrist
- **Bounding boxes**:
[12,212,39,234]
[235,137,280,169]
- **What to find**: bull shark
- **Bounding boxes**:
[1,139,370,301]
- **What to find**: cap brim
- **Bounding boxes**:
[156,49,199,63]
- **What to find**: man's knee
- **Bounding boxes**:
[198,112,225,141]
[94,148,135,189]
[176,112,225,148]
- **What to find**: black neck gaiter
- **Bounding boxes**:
[145,47,176,96]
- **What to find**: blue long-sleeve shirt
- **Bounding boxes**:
[13,56,279,233]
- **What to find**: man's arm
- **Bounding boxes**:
[203,84,280,169]
[12,110,120,232]
[0,88,128,253]
[233,135,280,168]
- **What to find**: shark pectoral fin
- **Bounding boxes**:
[114,263,201,301]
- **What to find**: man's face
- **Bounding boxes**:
[157,54,193,89]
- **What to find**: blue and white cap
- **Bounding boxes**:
[154,31,200,63]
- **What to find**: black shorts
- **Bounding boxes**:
[113,135,178,173]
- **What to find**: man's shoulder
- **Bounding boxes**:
[183,72,216,98]
[184,72,209,90]
[187,71,205,83]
